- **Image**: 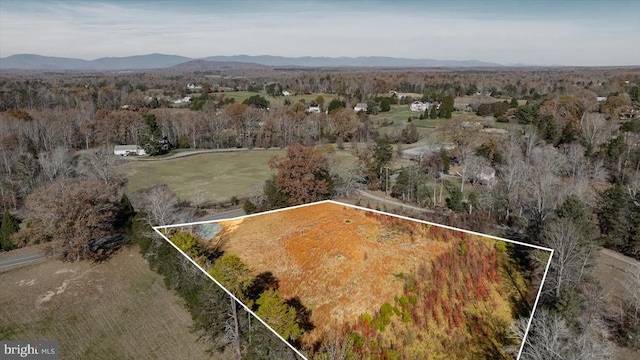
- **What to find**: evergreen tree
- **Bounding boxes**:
[441,95,454,119]
[597,184,640,254]
[373,138,393,172]
[440,148,450,174]
[429,105,438,119]
[141,114,163,155]
[243,95,270,109]
[209,254,254,301]
[380,98,391,112]
[255,289,303,341]
[115,194,135,232]
[327,98,346,113]
[446,186,464,212]
[0,211,19,251]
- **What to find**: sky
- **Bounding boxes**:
[1,0,639,66]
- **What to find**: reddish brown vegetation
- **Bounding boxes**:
[214,202,524,357]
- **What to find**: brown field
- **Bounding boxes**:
[0,246,223,359]
[208,202,528,349]
[592,250,640,360]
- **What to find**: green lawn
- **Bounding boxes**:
[121,149,357,203]
[213,91,341,108]
[121,150,283,203]
[216,90,269,103]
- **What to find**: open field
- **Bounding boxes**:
[0,246,221,359]
[165,201,547,358]
[201,90,340,106]
[121,149,283,202]
[121,149,357,203]
[592,250,640,360]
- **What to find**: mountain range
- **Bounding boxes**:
[0,53,502,71]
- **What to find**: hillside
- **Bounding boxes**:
[0,246,219,359]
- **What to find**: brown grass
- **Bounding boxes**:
[0,246,221,359]
[592,250,640,360]
[215,203,458,345]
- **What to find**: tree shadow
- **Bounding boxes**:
[247,271,280,304]
[285,296,315,350]
[285,296,315,332]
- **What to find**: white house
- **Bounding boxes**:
[596,96,607,102]
[282,90,291,96]
[354,103,368,112]
[186,83,202,90]
[173,96,192,104]
[410,101,429,112]
[306,104,322,113]
[114,145,146,156]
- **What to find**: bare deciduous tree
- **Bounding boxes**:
[542,219,594,300]
[38,146,75,182]
[522,309,612,360]
[580,113,610,150]
[142,184,180,226]
[524,146,564,224]
[80,146,122,185]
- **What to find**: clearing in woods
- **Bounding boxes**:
[159,201,552,358]
[121,149,357,204]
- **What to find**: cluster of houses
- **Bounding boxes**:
[304,100,439,114]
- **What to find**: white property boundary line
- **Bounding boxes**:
[154,199,554,360]
[151,226,308,360]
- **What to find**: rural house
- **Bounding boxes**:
[410,101,429,112]
[354,103,368,112]
[114,145,146,156]
[306,103,322,113]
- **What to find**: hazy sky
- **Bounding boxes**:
[1,0,639,66]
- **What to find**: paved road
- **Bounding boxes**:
[355,189,436,214]
[127,148,275,161]
[197,208,246,222]
[0,252,45,271]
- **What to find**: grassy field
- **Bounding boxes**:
[592,251,640,360]
[177,202,529,355]
[198,90,341,107]
[0,246,223,359]
[121,149,357,203]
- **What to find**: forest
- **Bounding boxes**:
[0,65,639,359]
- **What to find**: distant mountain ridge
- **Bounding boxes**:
[202,55,501,68]
[0,53,192,71]
[0,53,502,71]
